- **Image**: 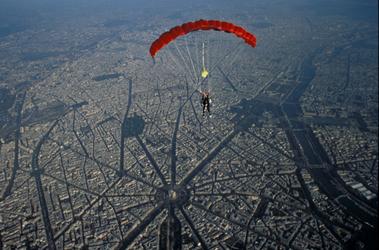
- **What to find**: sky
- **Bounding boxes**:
[1,0,377,26]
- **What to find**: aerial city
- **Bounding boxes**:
[0,0,377,249]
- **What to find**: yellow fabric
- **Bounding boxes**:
[201,69,209,78]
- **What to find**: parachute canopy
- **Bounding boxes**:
[149,19,257,58]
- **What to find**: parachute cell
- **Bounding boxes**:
[149,19,257,58]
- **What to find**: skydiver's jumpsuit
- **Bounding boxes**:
[202,94,211,115]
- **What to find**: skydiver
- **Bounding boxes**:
[200,91,211,117]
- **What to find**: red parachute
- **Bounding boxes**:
[149,19,257,58]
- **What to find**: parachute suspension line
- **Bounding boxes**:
[213,33,225,70]
[207,37,211,77]
[166,46,188,80]
[161,50,178,74]
[206,39,212,92]
[225,42,245,75]
[184,36,199,86]
[193,33,201,85]
[195,34,204,92]
[167,41,194,83]
[231,42,244,63]
[201,31,211,92]
[164,44,180,72]
[171,39,200,95]
[209,32,222,92]
[201,42,209,79]
[205,41,244,82]
[180,45,242,112]
[168,41,188,77]
[202,42,205,71]
[169,38,203,94]
[173,40,197,86]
